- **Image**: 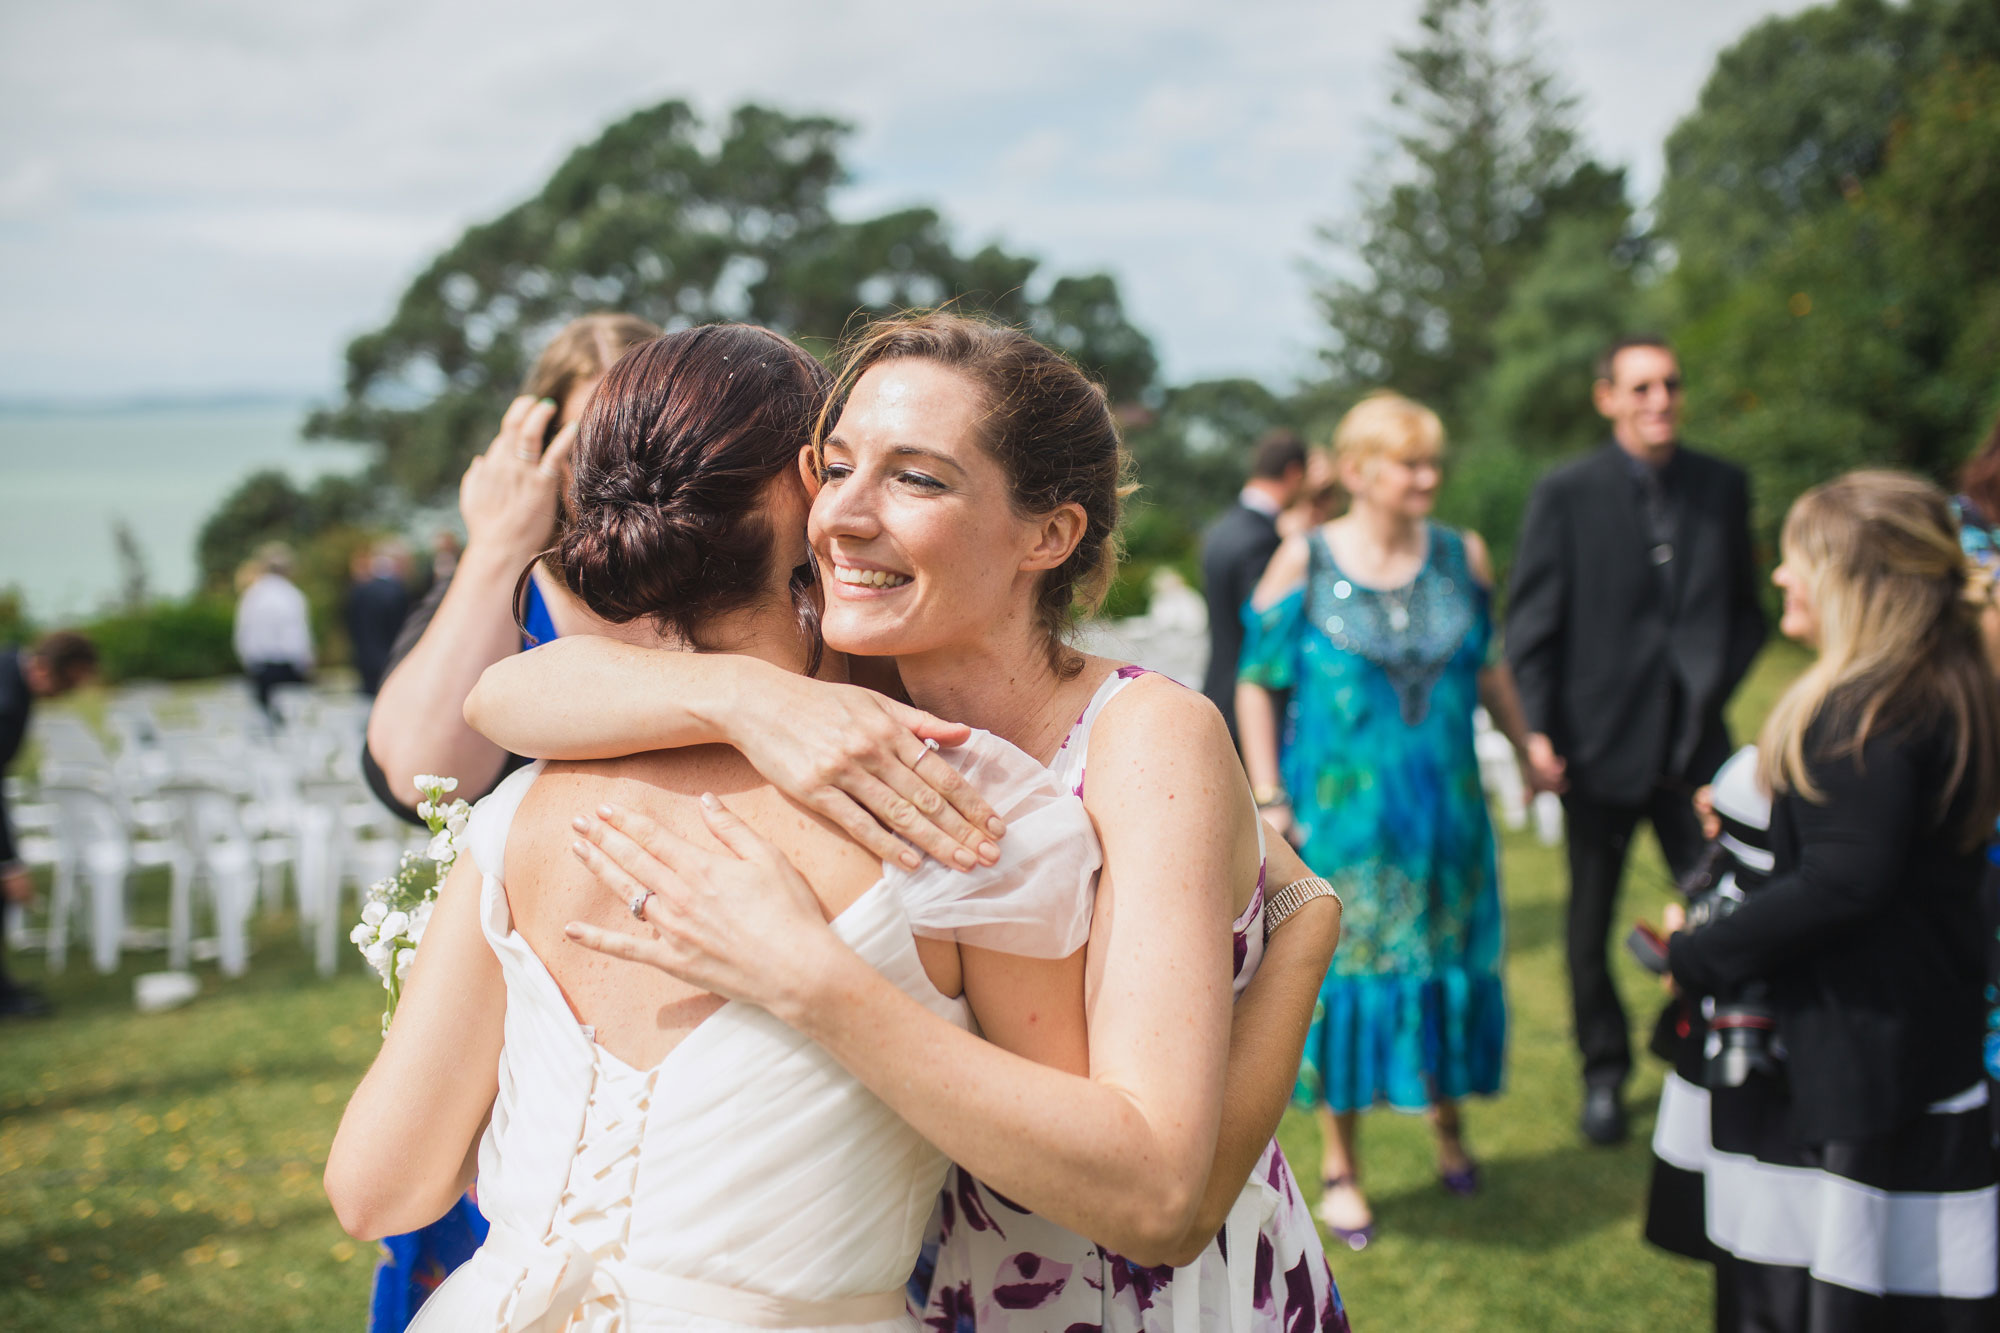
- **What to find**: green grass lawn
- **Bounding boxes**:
[0,644,1809,1330]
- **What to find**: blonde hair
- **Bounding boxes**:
[1332,391,1444,475]
[522,312,663,421]
[1758,470,2000,846]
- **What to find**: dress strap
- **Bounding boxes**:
[1049,666,1153,794]
[464,760,546,883]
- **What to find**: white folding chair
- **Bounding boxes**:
[153,776,262,978]
[35,779,190,974]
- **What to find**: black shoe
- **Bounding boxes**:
[0,986,55,1020]
[1580,1084,1626,1145]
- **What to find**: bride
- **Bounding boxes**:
[325,324,1104,1330]
[468,311,1350,1330]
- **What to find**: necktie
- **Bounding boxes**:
[1640,467,1675,595]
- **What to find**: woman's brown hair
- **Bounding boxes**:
[1758,469,2000,847]
[549,324,830,672]
[815,311,1129,678]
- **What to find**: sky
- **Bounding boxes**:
[0,0,1817,404]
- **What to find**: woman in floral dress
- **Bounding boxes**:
[1238,392,1555,1247]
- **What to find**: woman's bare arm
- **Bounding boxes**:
[465,636,1001,870]
[368,399,573,810]
[1162,835,1340,1265]
[1464,529,1565,794]
[326,858,503,1240]
[1236,535,1308,823]
[566,683,1245,1264]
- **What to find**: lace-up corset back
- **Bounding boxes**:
[416,735,1101,1333]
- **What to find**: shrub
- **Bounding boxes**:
[84,597,238,682]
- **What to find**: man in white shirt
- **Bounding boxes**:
[234,543,315,720]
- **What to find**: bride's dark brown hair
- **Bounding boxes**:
[543,324,831,672]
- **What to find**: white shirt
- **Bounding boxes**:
[1238,486,1283,518]
[233,574,314,669]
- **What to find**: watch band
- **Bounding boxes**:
[1264,875,1342,943]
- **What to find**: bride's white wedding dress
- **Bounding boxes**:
[409,736,1098,1333]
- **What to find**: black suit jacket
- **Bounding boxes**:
[1200,500,1283,740]
[346,576,412,683]
[1669,712,1986,1142]
[0,651,30,867]
[1505,442,1766,805]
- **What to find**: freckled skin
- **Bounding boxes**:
[808,361,1062,666]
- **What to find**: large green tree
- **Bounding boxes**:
[308,101,1157,503]
[1661,0,2000,538]
[1313,0,1631,429]
[1657,0,2000,313]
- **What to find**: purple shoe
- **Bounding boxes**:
[1439,1162,1481,1197]
[1315,1175,1375,1250]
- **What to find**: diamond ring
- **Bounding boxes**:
[629,889,654,920]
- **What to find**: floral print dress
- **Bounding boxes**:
[911,666,1352,1332]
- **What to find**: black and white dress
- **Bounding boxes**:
[1650,726,2000,1332]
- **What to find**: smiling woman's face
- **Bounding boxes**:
[806,359,1066,661]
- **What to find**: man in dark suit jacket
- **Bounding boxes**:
[1506,336,1767,1144]
[1,631,99,1019]
[345,546,412,697]
[1200,430,1306,745]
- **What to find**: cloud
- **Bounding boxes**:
[0,0,1813,399]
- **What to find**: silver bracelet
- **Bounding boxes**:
[1264,875,1342,943]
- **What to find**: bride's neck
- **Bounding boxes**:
[594,590,812,677]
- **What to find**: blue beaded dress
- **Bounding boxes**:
[1239,522,1507,1113]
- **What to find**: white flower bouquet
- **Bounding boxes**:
[351,775,469,1033]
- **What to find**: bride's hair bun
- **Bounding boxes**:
[550,324,830,654]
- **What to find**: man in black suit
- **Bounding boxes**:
[1200,430,1306,745]
[1,631,99,1019]
[346,544,412,696]
[1506,336,1766,1144]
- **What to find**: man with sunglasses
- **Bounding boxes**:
[1505,336,1767,1146]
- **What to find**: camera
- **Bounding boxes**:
[1627,747,1783,1089]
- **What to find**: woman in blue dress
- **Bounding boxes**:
[1237,391,1560,1248]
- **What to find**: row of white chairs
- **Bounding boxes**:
[7,682,424,979]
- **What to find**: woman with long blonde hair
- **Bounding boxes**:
[1652,470,2000,1332]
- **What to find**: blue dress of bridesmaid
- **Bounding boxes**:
[1238,522,1508,1113]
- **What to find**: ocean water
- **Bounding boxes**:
[0,402,370,620]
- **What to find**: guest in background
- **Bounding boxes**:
[232,543,315,722]
[361,311,658,823]
[345,542,411,696]
[1952,409,2000,661]
[1950,407,2000,1126]
[0,631,99,1019]
[427,530,460,587]
[1278,445,1341,541]
[1237,391,1552,1248]
[1650,471,1999,1331]
[1200,428,1305,744]
[1506,335,1767,1145]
